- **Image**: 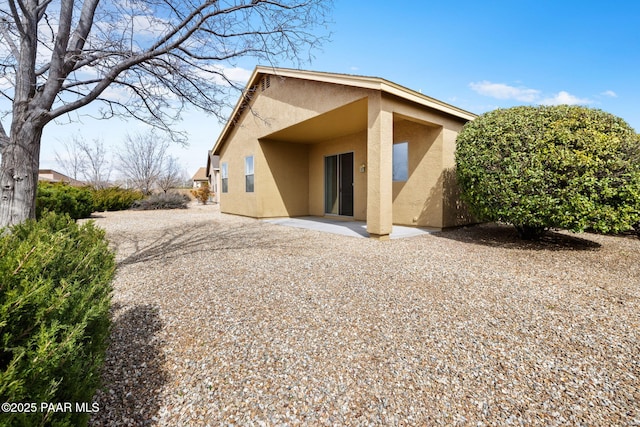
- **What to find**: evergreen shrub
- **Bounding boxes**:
[0,212,114,426]
[92,187,144,212]
[36,182,94,220]
[456,105,640,239]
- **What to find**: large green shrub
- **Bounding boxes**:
[456,105,640,239]
[0,212,114,426]
[92,186,144,212]
[36,182,95,220]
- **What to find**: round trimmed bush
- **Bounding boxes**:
[455,105,640,239]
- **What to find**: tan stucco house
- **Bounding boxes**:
[212,66,477,240]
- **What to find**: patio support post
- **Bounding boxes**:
[366,95,393,240]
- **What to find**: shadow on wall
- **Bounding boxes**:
[90,304,167,425]
[419,167,475,228]
[261,140,310,217]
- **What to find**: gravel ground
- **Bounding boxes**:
[88,203,640,426]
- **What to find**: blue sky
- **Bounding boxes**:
[39,1,640,176]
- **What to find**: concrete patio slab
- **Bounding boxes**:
[263,216,435,239]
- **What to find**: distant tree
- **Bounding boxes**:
[55,135,112,188]
[0,0,332,227]
[157,156,184,193]
[116,132,168,195]
[456,105,640,239]
[77,138,112,189]
[54,136,87,181]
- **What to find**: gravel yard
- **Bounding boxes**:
[89,203,640,426]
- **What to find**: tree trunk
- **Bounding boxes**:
[0,123,43,228]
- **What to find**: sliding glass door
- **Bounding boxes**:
[324,152,354,216]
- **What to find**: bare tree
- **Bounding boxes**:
[54,136,87,181]
[76,137,111,189]
[55,135,111,188]
[157,155,183,193]
[116,132,168,195]
[0,0,331,227]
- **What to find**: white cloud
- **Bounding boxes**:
[470,80,595,106]
[222,66,253,85]
[469,81,540,102]
[601,90,617,98]
[540,91,592,106]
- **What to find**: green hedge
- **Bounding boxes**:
[0,212,114,426]
[92,187,144,212]
[36,182,94,220]
[36,183,144,219]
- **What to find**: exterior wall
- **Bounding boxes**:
[259,140,309,217]
[383,95,469,229]
[218,75,373,219]
[308,130,367,220]
[392,119,442,227]
[216,70,474,231]
[217,128,259,217]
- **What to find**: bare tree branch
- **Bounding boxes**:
[0,0,332,226]
[116,131,168,194]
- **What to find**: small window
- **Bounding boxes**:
[393,142,409,181]
[245,156,254,192]
[221,162,228,193]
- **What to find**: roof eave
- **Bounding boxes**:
[212,66,477,154]
[212,67,265,155]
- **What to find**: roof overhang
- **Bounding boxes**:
[212,66,477,154]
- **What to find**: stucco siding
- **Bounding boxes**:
[392,119,443,227]
[256,76,374,134]
[217,134,259,217]
[259,140,309,217]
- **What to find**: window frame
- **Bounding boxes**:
[221,162,228,193]
[392,141,409,182]
[245,155,254,193]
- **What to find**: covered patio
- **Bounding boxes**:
[263,216,436,239]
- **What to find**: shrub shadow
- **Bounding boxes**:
[433,222,602,251]
[90,304,167,426]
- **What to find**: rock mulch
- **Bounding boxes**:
[89,203,640,426]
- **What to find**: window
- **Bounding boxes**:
[393,142,409,181]
[245,156,254,192]
[221,162,228,193]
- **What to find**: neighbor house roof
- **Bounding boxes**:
[192,167,208,182]
[212,66,477,155]
[38,169,85,186]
